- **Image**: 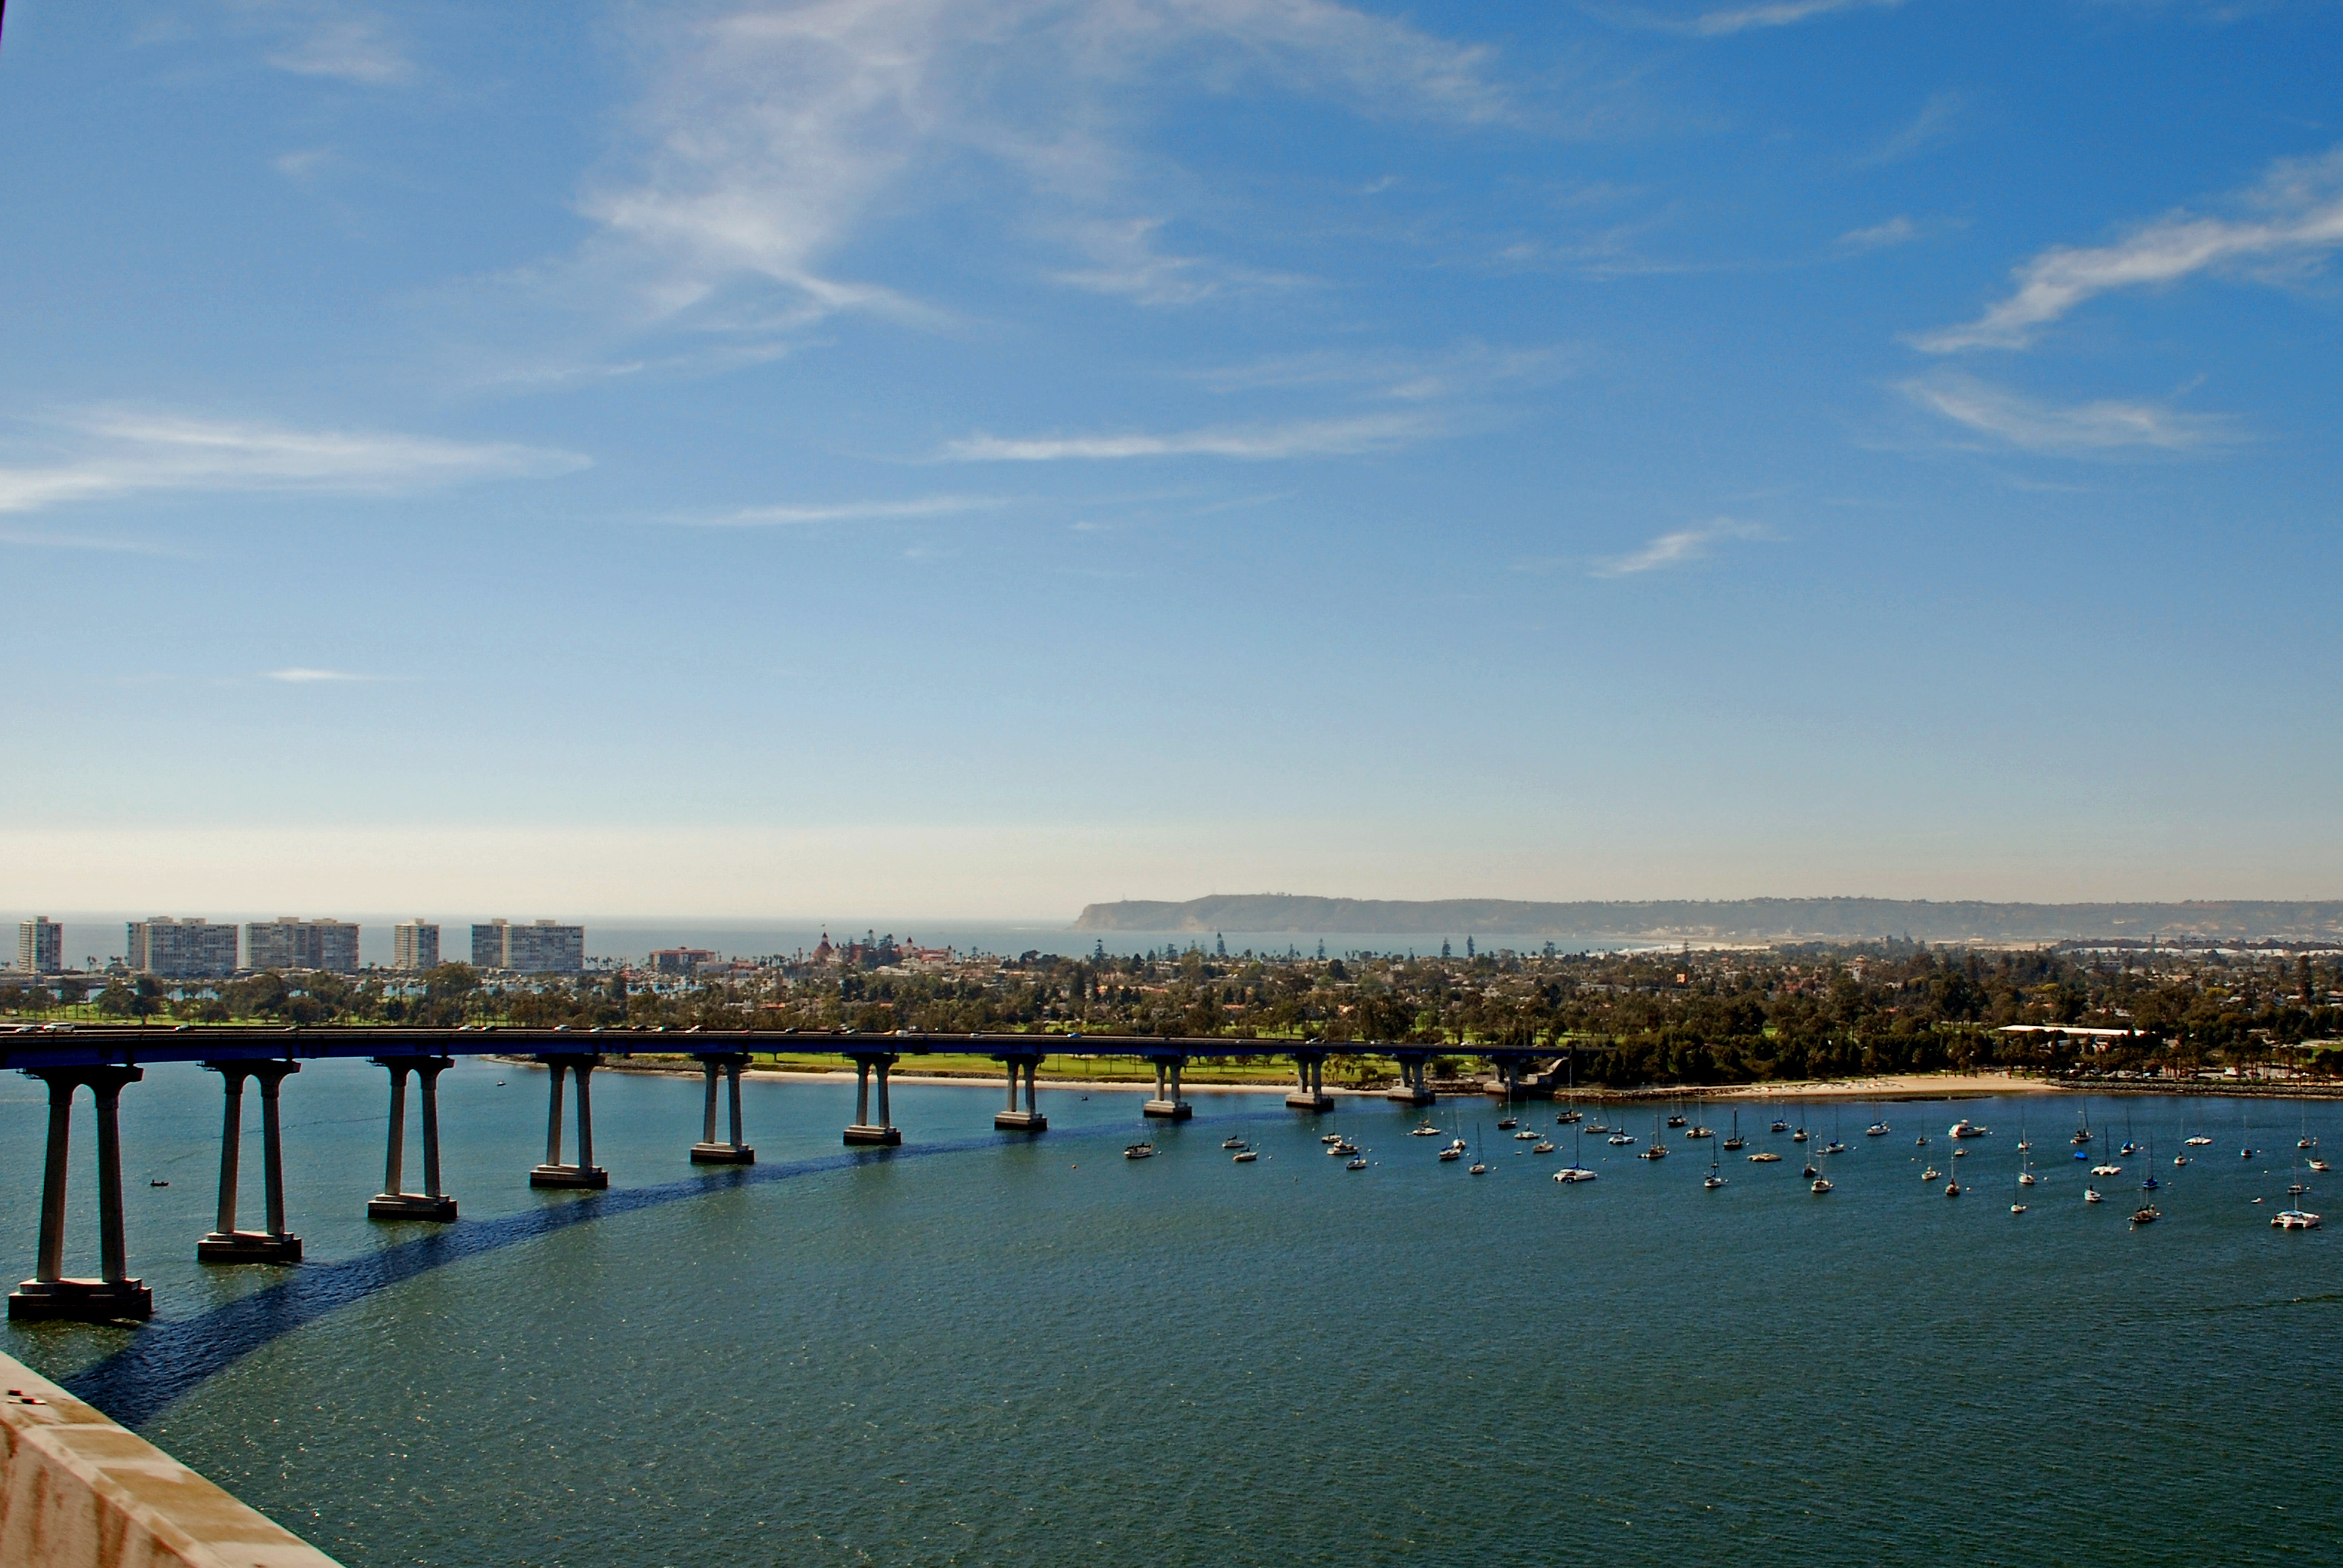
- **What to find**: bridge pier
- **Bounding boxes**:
[845,1053,903,1145]
[8,1066,152,1322]
[1143,1054,1193,1120]
[994,1054,1047,1131]
[369,1056,459,1219]
[1385,1053,1436,1105]
[690,1053,755,1164]
[532,1056,610,1187]
[197,1060,303,1264]
[1286,1050,1333,1111]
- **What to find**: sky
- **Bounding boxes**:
[3,0,2341,921]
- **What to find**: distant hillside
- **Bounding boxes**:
[1072,895,2343,944]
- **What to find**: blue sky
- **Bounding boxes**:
[3,0,2341,919]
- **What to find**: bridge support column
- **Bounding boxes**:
[1144,1054,1193,1120]
[995,1054,1047,1131]
[845,1053,903,1145]
[1286,1050,1334,1111]
[9,1066,152,1322]
[690,1053,756,1163]
[1386,1053,1436,1105]
[532,1056,610,1187]
[369,1056,459,1219]
[198,1060,303,1263]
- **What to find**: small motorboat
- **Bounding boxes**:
[1666,1114,1687,1128]
[1328,1140,1360,1157]
[1866,1123,1889,1138]
[2092,1164,2123,1177]
[1222,1136,1248,1150]
[1791,1128,1809,1143]
[1497,1117,1519,1131]
[1769,1118,1789,1133]
[2174,1155,2192,1167]
[1468,1162,1488,1176]
[2131,1204,2160,1226]
[1703,1173,1726,1191]
[1321,1134,1343,1145]
[1810,1177,1833,1195]
[1558,1110,1584,1124]
[1949,1120,1987,1139]
[2273,1209,2322,1230]
[2019,1171,2036,1187]
[1748,1151,1782,1163]
[1532,1140,1555,1154]
[1639,1145,1668,1160]
[1346,1157,1368,1171]
[1821,1141,1847,1155]
[1555,1167,1597,1183]
[2140,1174,2160,1191]
[1685,1125,1714,1140]
[1513,1129,1539,1141]
[2072,1128,2092,1146]
[1124,1143,1156,1160]
[1233,1150,1258,1163]
[1608,1132,1636,1146]
[1950,1147,1967,1159]
[1585,1122,1610,1134]
[2184,1136,2212,1146]
[2084,1186,2103,1203]
[1921,1167,1942,1182]
[1438,1148,1461,1163]
[149,1180,169,1188]
[1408,1123,1440,1137]
[2010,1202,2029,1215]
[2288,1182,2309,1197]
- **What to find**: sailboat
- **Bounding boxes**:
[1555,1123,1598,1183]
[1468,1126,1488,1176]
[1703,1138,1726,1189]
[1637,1109,1668,1160]
[2011,1149,2029,1213]
[1722,1109,1746,1152]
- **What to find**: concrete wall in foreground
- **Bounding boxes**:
[0,1350,342,1568]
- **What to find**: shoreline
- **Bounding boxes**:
[491,1057,2343,1101]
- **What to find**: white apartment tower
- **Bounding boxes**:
[393,922,441,972]
[17,918,63,975]
[244,918,361,974]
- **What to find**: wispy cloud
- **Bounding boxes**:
[1856,90,1964,167]
[1918,144,2343,351]
[0,409,587,515]
[250,3,411,85]
[551,0,1507,347]
[1901,375,2238,454]
[944,412,1437,461]
[1840,215,1918,249]
[263,667,389,684]
[0,529,191,557]
[686,495,1005,526]
[1591,517,1772,577]
[1679,0,1904,37]
[1188,341,1573,401]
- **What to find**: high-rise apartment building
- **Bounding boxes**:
[17,918,63,975]
[471,918,585,975]
[244,918,361,974]
[126,918,241,979]
[393,921,441,972]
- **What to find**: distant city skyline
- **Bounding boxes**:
[4,2,2340,912]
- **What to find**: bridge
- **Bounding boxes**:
[1,1024,1567,1324]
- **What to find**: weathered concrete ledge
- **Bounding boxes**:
[0,1349,341,1567]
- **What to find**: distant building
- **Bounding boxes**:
[471,918,585,975]
[17,918,63,975]
[245,918,360,974]
[393,921,441,972]
[126,918,240,979]
[650,947,717,976]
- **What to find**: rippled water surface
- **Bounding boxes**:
[4,1064,2338,1566]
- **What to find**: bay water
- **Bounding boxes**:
[2,1063,2335,1566]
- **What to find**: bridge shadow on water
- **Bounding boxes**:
[65,1110,1265,1429]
